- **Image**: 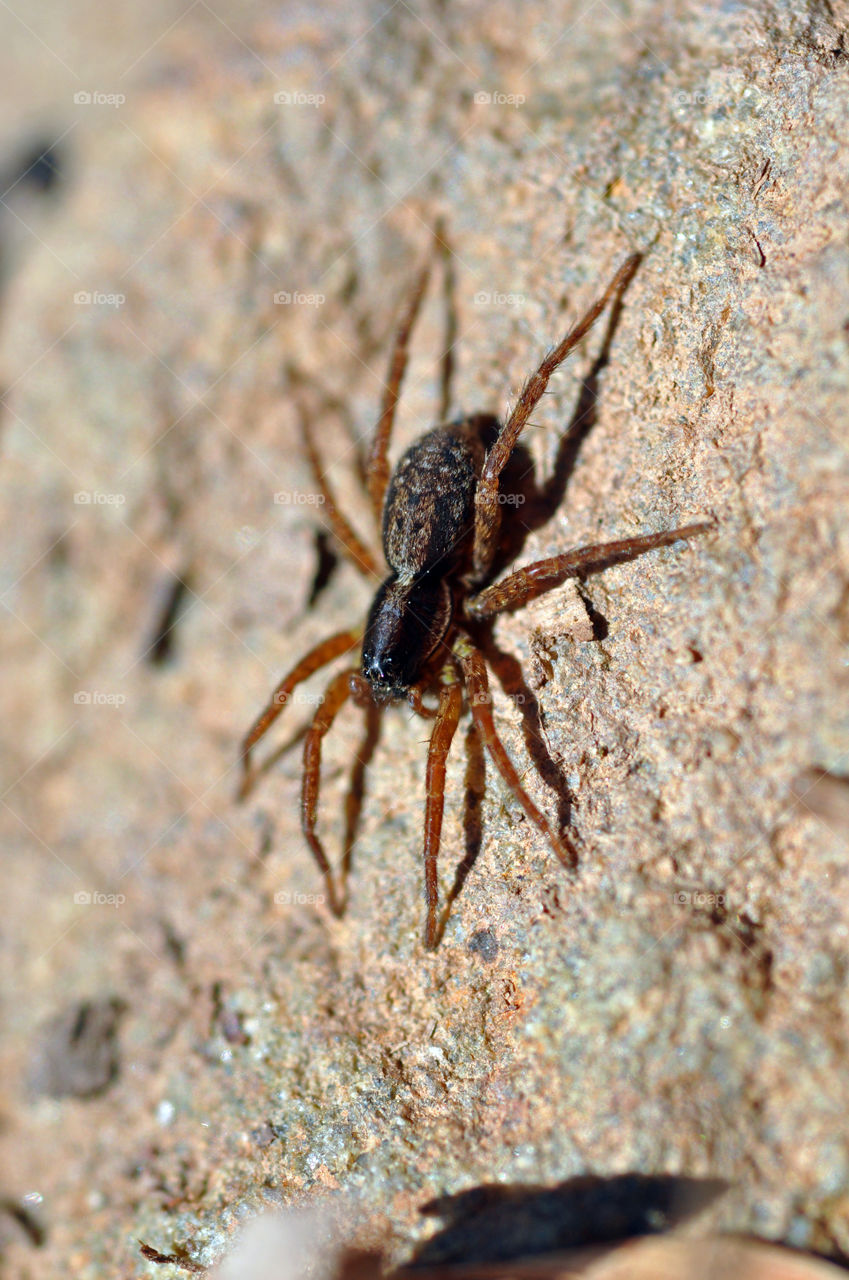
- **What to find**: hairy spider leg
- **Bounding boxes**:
[422,668,463,949]
[406,683,439,719]
[341,697,382,888]
[472,253,642,583]
[454,633,578,869]
[238,628,362,800]
[366,256,433,521]
[435,215,458,422]
[297,402,381,578]
[301,666,360,917]
[435,717,486,947]
[468,522,714,619]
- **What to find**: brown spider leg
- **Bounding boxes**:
[472,252,642,582]
[297,402,381,578]
[435,717,486,947]
[366,257,433,522]
[302,666,358,917]
[454,632,578,869]
[341,696,382,890]
[407,683,439,719]
[467,521,714,619]
[435,215,457,421]
[238,628,361,800]
[422,666,463,949]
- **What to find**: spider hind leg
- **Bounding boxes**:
[454,632,579,871]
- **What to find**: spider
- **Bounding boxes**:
[238,239,711,948]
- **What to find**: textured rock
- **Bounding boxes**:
[1,1,848,1276]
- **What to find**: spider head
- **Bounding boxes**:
[361,574,453,702]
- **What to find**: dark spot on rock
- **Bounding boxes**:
[468,929,498,962]
[28,997,125,1099]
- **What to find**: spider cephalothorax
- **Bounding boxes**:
[239,238,712,947]
[361,570,453,703]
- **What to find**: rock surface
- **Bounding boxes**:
[1,0,849,1275]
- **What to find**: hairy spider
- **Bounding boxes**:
[238,241,711,948]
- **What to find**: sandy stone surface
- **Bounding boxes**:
[1,0,849,1276]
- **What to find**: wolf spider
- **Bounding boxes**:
[239,240,711,948]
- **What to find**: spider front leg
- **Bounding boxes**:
[422,666,463,949]
[472,253,642,583]
[297,401,381,578]
[365,222,459,523]
[238,628,362,800]
[366,256,433,522]
[467,522,714,619]
[453,633,578,870]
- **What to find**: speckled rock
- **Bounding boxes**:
[1,1,848,1277]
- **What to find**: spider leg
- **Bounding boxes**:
[472,253,642,583]
[422,666,463,949]
[238,628,361,800]
[435,215,457,422]
[454,632,578,869]
[297,402,381,578]
[366,256,433,523]
[302,666,359,917]
[435,717,486,947]
[407,682,439,719]
[468,521,714,619]
[341,696,382,889]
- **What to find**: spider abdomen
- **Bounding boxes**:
[382,423,483,581]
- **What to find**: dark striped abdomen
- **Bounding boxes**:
[382,423,483,582]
